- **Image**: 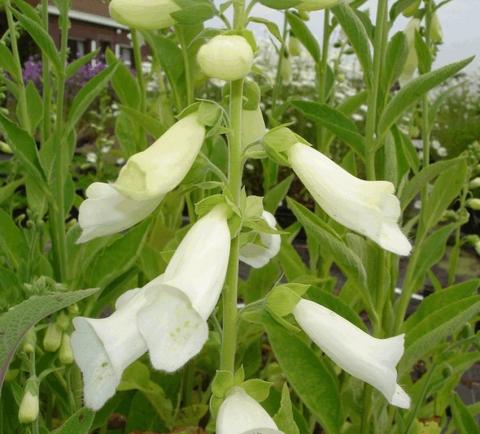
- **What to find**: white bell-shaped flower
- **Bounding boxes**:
[287,142,411,256]
[114,113,206,201]
[240,211,281,268]
[71,289,149,410]
[77,182,162,243]
[137,205,231,372]
[293,299,411,409]
[109,0,179,30]
[216,387,283,434]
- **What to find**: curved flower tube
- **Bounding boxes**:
[77,113,206,243]
[216,387,283,434]
[287,142,412,256]
[77,182,162,243]
[138,205,231,371]
[293,299,411,409]
[240,211,281,268]
[71,207,231,410]
[115,113,206,201]
[109,0,179,30]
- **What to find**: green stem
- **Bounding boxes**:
[5,0,31,132]
[131,29,148,149]
[176,26,194,106]
[317,9,330,154]
[220,0,246,373]
[360,384,373,434]
[271,13,287,121]
[41,0,51,145]
[364,0,389,181]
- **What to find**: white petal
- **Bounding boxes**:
[71,290,148,410]
[240,211,281,268]
[287,143,411,255]
[293,299,410,408]
[217,388,282,434]
[77,182,162,243]
[114,114,205,200]
[137,285,208,372]
[156,206,231,319]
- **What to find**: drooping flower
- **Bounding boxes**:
[216,387,283,434]
[399,18,421,86]
[297,0,346,11]
[77,113,206,243]
[293,299,411,409]
[240,211,281,268]
[71,206,231,410]
[109,0,179,30]
[197,35,254,81]
[287,142,411,256]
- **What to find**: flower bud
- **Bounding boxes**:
[43,322,62,352]
[18,377,39,424]
[0,140,12,154]
[298,0,345,11]
[109,0,179,30]
[430,13,443,44]
[56,311,70,332]
[281,56,292,84]
[469,177,480,189]
[467,198,480,211]
[402,0,420,17]
[22,328,36,354]
[399,19,421,85]
[197,35,254,81]
[68,303,79,315]
[59,334,74,364]
[288,36,302,56]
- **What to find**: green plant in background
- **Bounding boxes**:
[0,0,479,434]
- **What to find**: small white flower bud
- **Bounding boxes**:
[43,322,62,353]
[467,198,480,211]
[197,35,254,81]
[59,334,74,365]
[22,329,36,354]
[469,177,480,189]
[18,377,39,424]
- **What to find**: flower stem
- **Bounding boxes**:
[176,26,194,106]
[220,0,245,374]
[131,29,147,150]
[364,0,389,181]
[41,0,51,145]
[317,9,331,154]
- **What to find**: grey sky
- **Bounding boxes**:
[212,0,480,72]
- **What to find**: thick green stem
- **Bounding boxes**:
[271,13,287,121]
[316,9,330,153]
[131,29,148,150]
[5,0,31,132]
[364,0,389,181]
[176,26,194,106]
[41,0,51,145]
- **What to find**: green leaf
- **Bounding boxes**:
[0,42,18,79]
[12,9,62,74]
[400,295,480,374]
[274,384,300,434]
[286,12,320,62]
[264,175,294,213]
[67,63,118,132]
[452,394,480,434]
[332,4,373,87]
[291,100,366,158]
[249,17,283,43]
[120,105,166,138]
[399,158,464,210]
[390,0,421,21]
[378,57,473,138]
[171,1,215,25]
[0,208,28,271]
[52,408,96,434]
[25,80,43,132]
[86,219,151,289]
[0,113,48,192]
[106,49,141,109]
[66,49,100,79]
[414,30,432,74]
[0,288,99,389]
[383,32,408,92]
[264,313,342,434]
[259,0,302,9]
[287,199,370,307]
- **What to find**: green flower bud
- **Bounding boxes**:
[0,140,12,154]
[466,198,480,211]
[68,303,79,315]
[56,311,70,331]
[109,0,179,30]
[18,377,39,424]
[288,36,302,57]
[59,334,74,365]
[197,35,254,81]
[399,18,421,85]
[469,177,480,189]
[402,0,420,17]
[298,0,345,11]
[280,56,292,84]
[43,322,62,352]
[22,328,36,354]
[430,13,443,44]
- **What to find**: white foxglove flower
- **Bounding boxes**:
[109,0,179,30]
[77,182,162,243]
[217,387,283,434]
[293,299,411,409]
[138,205,231,372]
[197,35,254,81]
[240,211,281,268]
[115,113,206,201]
[287,143,411,256]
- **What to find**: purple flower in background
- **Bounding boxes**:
[23,56,42,88]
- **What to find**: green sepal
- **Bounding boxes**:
[240,378,272,402]
[267,283,310,318]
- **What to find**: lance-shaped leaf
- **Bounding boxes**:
[286,12,320,62]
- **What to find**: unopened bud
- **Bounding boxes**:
[197,35,254,81]
[22,329,36,354]
[466,198,480,211]
[18,377,39,424]
[469,177,480,189]
[68,303,79,315]
[59,334,74,365]
[430,13,443,44]
[402,0,420,17]
[288,36,302,56]
[109,0,179,30]
[56,312,70,331]
[281,56,292,84]
[43,322,62,352]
